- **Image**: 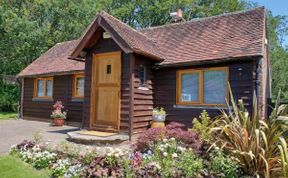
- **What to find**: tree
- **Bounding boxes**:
[0,0,287,112]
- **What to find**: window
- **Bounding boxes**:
[106,65,111,74]
[177,67,228,105]
[34,77,53,98]
[73,74,84,98]
[139,65,147,86]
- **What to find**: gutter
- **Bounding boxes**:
[153,55,263,69]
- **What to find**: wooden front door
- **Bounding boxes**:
[90,51,121,131]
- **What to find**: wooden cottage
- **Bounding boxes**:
[18,7,271,136]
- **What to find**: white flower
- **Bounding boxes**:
[172,153,178,158]
[178,146,186,152]
[163,138,168,142]
[170,137,175,141]
[114,153,119,157]
[115,148,122,152]
[163,152,168,157]
[107,153,112,156]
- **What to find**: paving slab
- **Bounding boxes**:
[0,119,79,154]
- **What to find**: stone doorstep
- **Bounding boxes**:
[67,130,129,145]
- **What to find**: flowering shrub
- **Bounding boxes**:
[134,161,162,177]
[134,122,202,153]
[51,101,67,119]
[139,137,203,177]
[84,147,131,178]
[51,159,71,177]
[64,164,84,178]
[19,145,57,169]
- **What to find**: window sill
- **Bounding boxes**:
[173,104,229,109]
[72,98,84,102]
[138,86,149,91]
[32,98,53,102]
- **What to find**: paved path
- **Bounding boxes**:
[0,119,79,154]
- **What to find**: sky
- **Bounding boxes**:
[249,0,288,16]
[250,0,288,45]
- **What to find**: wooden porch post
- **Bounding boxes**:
[129,54,135,140]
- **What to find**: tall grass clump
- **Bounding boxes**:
[211,90,288,178]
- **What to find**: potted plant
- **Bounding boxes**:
[51,101,67,126]
[151,107,166,128]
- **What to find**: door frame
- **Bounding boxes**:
[89,51,121,131]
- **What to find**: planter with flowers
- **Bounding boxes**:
[151,107,166,128]
[51,101,67,126]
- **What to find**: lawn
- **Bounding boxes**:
[0,112,17,120]
[0,155,51,178]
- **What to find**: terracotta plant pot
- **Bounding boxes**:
[151,121,165,128]
[54,118,65,126]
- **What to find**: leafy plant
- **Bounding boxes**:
[211,91,288,177]
[33,131,42,144]
[192,110,212,142]
[152,107,166,116]
[51,101,67,119]
[278,137,288,177]
[210,150,239,178]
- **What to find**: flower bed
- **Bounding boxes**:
[9,122,242,178]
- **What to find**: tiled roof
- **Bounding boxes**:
[140,7,265,65]
[19,7,265,77]
[18,40,84,77]
[99,11,165,60]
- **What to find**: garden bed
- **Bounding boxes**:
[7,96,288,178]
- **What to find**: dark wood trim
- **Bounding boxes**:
[155,55,262,69]
[17,70,84,79]
[20,78,24,119]
[129,54,135,140]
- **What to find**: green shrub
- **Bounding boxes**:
[0,82,19,112]
[143,138,203,177]
[210,150,238,178]
[192,110,212,142]
[178,149,204,177]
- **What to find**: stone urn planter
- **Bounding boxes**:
[151,107,166,128]
[54,118,65,126]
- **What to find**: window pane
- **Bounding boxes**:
[46,80,53,97]
[204,70,227,104]
[76,77,84,96]
[37,80,45,97]
[181,73,199,102]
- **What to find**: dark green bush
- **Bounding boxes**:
[0,81,19,112]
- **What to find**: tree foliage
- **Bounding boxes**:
[0,0,287,112]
